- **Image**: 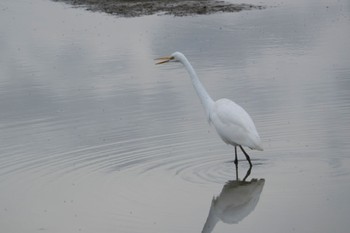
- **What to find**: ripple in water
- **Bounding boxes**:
[0,130,260,185]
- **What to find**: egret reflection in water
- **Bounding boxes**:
[202,167,265,233]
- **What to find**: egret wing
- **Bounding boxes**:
[213,99,256,131]
[211,99,261,148]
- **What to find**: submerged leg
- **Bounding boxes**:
[234,146,238,165]
[239,146,252,167]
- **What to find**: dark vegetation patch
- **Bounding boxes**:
[54,0,264,17]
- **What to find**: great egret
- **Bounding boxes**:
[155,52,263,166]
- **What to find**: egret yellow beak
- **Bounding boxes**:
[155,56,174,65]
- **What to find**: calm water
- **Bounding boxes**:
[1,0,350,232]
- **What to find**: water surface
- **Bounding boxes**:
[1,0,350,232]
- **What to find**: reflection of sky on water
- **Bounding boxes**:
[151,0,350,160]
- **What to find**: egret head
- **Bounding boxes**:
[155,52,185,65]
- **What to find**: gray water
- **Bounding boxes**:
[1,0,350,232]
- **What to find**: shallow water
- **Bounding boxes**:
[1,0,350,232]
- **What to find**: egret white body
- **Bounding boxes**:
[156,52,263,166]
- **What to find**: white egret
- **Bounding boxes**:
[155,52,263,166]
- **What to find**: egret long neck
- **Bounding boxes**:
[181,57,214,121]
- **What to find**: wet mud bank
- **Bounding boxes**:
[54,0,264,17]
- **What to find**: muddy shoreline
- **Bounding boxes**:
[54,0,264,17]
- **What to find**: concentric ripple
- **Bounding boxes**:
[0,129,241,185]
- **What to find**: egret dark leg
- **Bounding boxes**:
[234,146,238,165]
[234,146,239,180]
[235,162,239,180]
[243,166,252,181]
[239,146,253,167]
